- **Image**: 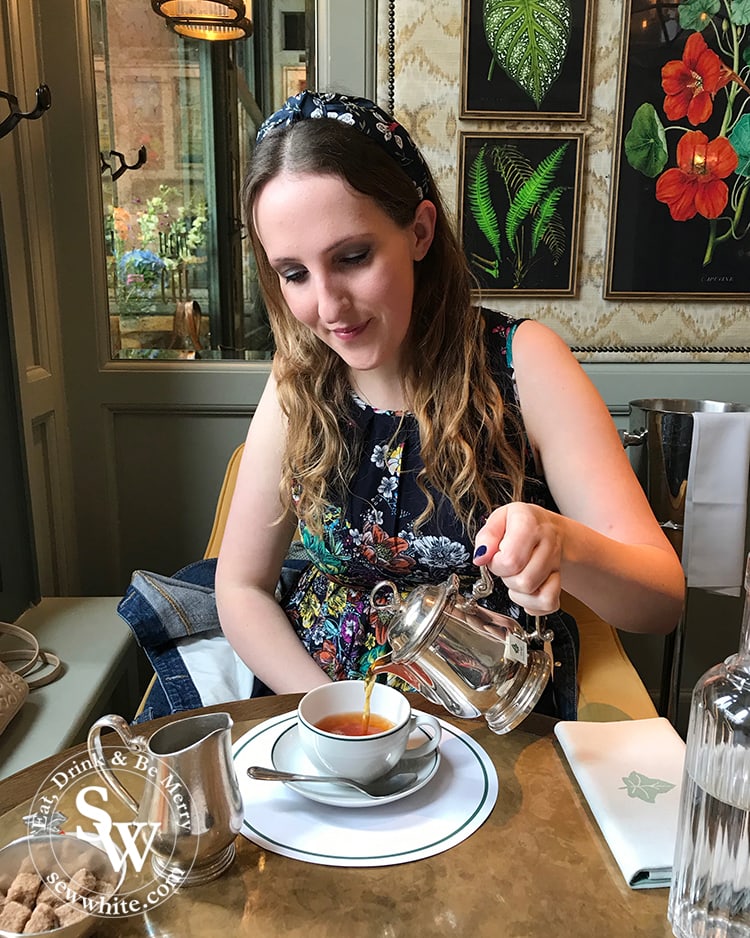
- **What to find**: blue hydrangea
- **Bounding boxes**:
[118,249,165,284]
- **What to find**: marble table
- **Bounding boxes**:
[0,695,674,937]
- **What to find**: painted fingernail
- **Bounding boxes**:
[473,545,487,559]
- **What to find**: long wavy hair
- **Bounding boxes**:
[242,117,526,537]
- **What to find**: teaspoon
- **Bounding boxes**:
[247,765,418,798]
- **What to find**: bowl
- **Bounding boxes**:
[0,833,123,938]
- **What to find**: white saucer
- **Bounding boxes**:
[270,722,441,808]
[233,711,498,866]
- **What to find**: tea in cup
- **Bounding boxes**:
[297,680,441,784]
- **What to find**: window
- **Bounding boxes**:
[90,0,308,361]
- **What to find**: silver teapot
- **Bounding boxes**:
[370,566,554,734]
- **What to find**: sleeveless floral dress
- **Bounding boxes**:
[280,309,579,719]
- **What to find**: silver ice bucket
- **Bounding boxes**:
[623,398,750,556]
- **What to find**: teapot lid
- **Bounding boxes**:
[384,575,460,660]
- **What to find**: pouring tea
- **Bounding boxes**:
[369,566,554,734]
[296,681,441,783]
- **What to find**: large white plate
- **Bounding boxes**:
[269,722,440,808]
[232,710,499,867]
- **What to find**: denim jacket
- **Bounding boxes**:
[118,558,227,723]
[118,553,308,723]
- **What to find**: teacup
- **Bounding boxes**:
[297,680,441,784]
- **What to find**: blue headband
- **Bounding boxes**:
[256,91,430,201]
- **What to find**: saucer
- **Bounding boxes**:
[270,723,441,808]
[233,710,499,867]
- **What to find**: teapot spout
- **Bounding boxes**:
[368,655,445,708]
[368,651,393,676]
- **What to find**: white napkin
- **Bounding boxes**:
[554,718,685,889]
[682,411,750,597]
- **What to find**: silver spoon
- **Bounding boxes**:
[246,765,418,798]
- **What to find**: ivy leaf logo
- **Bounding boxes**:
[620,771,676,804]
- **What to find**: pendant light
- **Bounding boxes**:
[151,0,253,41]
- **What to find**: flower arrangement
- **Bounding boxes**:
[624,1,750,267]
[117,248,165,286]
[105,186,207,314]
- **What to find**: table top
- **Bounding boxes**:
[0,695,674,938]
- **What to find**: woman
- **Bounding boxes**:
[216,91,684,718]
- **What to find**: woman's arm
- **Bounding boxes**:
[215,373,332,692]
[474,320,684,634]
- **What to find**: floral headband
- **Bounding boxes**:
[255,91,430,201]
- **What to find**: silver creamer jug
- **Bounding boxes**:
[370,566,553,734]
[87,711,243,886]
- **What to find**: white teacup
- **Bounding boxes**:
[297,680,442,784]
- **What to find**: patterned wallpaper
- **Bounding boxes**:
[375,1,750,362]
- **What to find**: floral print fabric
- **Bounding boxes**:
[281,309,560,686]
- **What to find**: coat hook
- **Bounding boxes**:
[0,83,52,141]
[101,145,147,180]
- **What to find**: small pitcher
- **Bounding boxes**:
[370,566,554,734]
[87,711,243,886]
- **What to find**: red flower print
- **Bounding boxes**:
[367,607,391,645]
[662,31,731,126]
[316,639,337,667]
[655,131,738,221]
[359,524,413,573]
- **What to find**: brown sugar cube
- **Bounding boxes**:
[0,899,32,932]
[68,868,97,897]
[35,881,64,909]
[6,871,42,908]
[56,902,88,926]
[36,881,67,909]
[94,878,115,898]
[23,902,59,934]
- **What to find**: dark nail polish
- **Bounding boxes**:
[473,545,487,559]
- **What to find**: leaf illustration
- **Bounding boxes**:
[728,114,750,176]
[531,186,565,256]
[625,103,668,178]
[540,212,566,264]
[620,771,676,804]
[483,0,571,107]
[490,144,536,197]
[731,0,750,25]
[505,142,568,249]
[468,145,502,267]
[678,0,720,31]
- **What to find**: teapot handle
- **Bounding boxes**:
[87,714,149,815]
[469,566,555,642]
[371,580,401,612]
[470,565,495,599]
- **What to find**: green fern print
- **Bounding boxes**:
[468,145,503,277]
[467,141,570,288]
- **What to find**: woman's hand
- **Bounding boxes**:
[473,502,564,616]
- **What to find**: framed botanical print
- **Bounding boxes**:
[460,0,593,120]
[457,131,585,296]
[606,1,750,299]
